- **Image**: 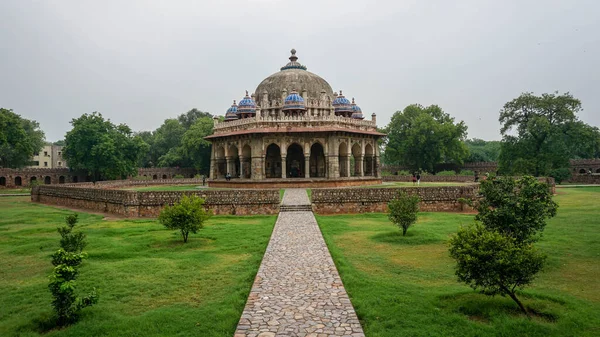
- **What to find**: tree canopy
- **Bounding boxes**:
[383,104,468,172]
[63,112,148,181]
[137,109,214,174]
[498,92,600,176]
[464,138,501,162]
[0,108,46,168]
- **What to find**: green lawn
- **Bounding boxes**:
[0,197,276,337]
[361,181,472,188]
[316,187,600,337]
[0,188,31,194]
[124,184,205,191]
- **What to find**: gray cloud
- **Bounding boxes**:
[1,0,598,141]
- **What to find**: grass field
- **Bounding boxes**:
[124,184,205,191]
[0,197,276,337]
[363,181,471,188]
[0,188,31,194]
[316,187,600,337]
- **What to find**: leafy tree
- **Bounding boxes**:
[177,108,212,129]
[498,92,600,176]
[63,112,149,182]
[449,223,545,316]
[449,176,557,315]
[158,195,211,243]
[0,108,45,168]
[384,104,468,172]
[181,117,214,174]
[464,138,501,162]
[388,191,420,236]
[49,214,98,325]
[549,167,571,184]
[476,176,558,244]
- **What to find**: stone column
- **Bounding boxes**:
[347,156,352,177]
[251,156,262,180]
[358,156,364,177]
[305,155,310,178]
[226,157,232,176]
[281,155,287,178]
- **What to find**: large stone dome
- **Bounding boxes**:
[254,49,334,102]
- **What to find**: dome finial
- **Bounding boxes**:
[245,90,249,96]
[352,97,355,103]
[339,90,343,96]
[289,48,298,62]
[233,100,236,105]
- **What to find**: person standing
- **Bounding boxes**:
[416,172,421,185]
[412,172,417,185]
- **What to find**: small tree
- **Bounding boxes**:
[549,167,571,184]
[49,214,98,326]
[449,223,545,316]
[449,176,558,316]
[158,195,211,243]
[388,191,420,236]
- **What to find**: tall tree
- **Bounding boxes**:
[64,112,148,181]
[181,117,214,174]
[464,138,501,162]
[498,92,600,176]
[384,104,468,172]
[0,108,46,168]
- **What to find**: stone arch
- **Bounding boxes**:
[153,174,158,180]
[597,168,600,173]
[215,145,226,179]
[59,176,65,184]
[241,144,252,179]
[0,176,6,186]
[72,176,78,183]
[287,143,305,178]
[339,142,349,177]
[265,143,282,178]
[30,176,37,184]
[579,169,586,174]
[162,174,167,179]
[364,144,374,176]
[228,144,240,178]
[351,143,362,177]
[15,176,22,186]
[310,143,326,178]
[44,176,51,184]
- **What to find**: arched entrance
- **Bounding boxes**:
[351,143,362,177]
[44,176,51,184]
[162,174,167,179]
[153,175,158,180]
[265,144,282,178]
[0,176,6,186]
[59,176,65,184]
[364,144,374,176]
[579,169,586,174]
[216,146,226,178]
[228,145,240,178]
[15,176,22,186]
[286,143,305,178]
[72,176,78,183]
[30,176,37,184]
[310,143,326,178]
[339,142,349,177]
[241,144,252,179]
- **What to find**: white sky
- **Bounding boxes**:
[1,0,598,141]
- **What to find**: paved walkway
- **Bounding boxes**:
[235,189,364,337]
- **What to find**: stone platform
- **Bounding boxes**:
[209,177,381,189]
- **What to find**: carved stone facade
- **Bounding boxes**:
[206,50,384,186]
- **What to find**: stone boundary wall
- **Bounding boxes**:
[564,174,600,184]
[60,178,204,189]
[32,185,279,217]
[312,185,479,214]
[383,175,476,182]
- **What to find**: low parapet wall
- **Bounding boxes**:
[383,175,476,182]
[312,185,479,214]
[31,185,279,217]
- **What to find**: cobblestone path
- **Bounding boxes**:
[234,189,365,337]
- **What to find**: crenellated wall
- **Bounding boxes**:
[311,185,480,214]
[31,185,279,216]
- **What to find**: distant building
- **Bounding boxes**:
[29,144,66,169]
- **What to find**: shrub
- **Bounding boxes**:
[49,214,98,326]
[173,174,185,179]
[436,170,457,176]
[458,169,475,176]
[549,167,571,184]
[396,170,411,176]
[387,191,420,236]
[158,195,211,243]
[132,175,152,181]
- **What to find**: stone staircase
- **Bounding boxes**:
[279,204,313,212]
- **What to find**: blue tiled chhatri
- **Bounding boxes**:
[224,100,239,121]
[283,90,306,111]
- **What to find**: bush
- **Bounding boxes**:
[396,170,411,176]
[132,175,152,181]
[549,167,571,184]
[436,170,457,176]
[49,214,98,326]
[458,170,475,176]
[387,191,420,236]
[173,174,185,179]
[158,195,211,243]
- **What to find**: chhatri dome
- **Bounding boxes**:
[206,49,384,187]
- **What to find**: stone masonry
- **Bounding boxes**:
[235,189,364,337]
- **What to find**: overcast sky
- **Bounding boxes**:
[1,0,598,142]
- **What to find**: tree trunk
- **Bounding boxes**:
[507,291,529,317]
[402,227,407,236]
[182,230,188,243]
